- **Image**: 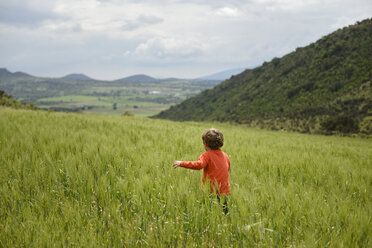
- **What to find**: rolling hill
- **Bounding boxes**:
[154,18,372,135]
[115,74,157,83]
[62,73,94,81]
[0,68,33,80]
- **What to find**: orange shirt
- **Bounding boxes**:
[180,149,231,195]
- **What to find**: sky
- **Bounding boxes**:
[0,0,371,80]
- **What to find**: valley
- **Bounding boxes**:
[0,69,221,116]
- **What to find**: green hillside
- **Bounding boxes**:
[1,108,371,246]
[155,19,372,135]
[0,90,38,110]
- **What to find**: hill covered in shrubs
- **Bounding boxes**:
[0,90,38,110]
[155,19,372,135]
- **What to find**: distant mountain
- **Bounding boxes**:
[62,73,93,81]
[0,68,33,81]
[115,74,157,83]
[199,68,246,81]
[155,19,372,135]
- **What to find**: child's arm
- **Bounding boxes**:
[173,161,181,168]
[173,154,208,170]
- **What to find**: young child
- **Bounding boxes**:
[173,128,231,214]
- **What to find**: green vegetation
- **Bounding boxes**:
[1,108,371,246]
[0,90,38,110]
[0,69,220,116]
[155,19,372,135]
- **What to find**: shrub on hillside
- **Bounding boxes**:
[0,90,38,110]
[359,116,372,134]
[321,115,359,134]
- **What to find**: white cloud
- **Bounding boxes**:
[215,7,240,17]
[122,14,163,31]
[251,0,321,11]
[134,37,204,58]
[42,20,82,32]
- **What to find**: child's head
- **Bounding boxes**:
[202,128,224,150]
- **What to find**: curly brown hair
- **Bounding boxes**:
[202,128,224,150]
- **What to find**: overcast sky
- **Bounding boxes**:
[0,0,371,80]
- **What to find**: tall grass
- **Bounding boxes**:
[0,108,371,247]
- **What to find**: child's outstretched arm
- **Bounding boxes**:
[172,154,208,170]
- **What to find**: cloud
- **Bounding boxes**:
[134,37,204,58]
[0,1,60,27]
[42,20,83,33]
[122,14,163,31]
[215,7,240,17]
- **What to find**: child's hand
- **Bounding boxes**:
[173,161,181,168]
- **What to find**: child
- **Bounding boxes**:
[173,128,231,214]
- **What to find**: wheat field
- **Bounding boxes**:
[0,108,371,247]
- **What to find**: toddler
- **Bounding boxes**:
[173,128,230,214]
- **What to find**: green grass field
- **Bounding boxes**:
[36,94,173,116]
[1,108,371,247]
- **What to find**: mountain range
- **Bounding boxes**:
[155,18,372,135]
[0,68,241,84]
[0,68,32,80]
[0,68,221,99]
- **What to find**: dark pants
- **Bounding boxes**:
[217,195,229,215]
